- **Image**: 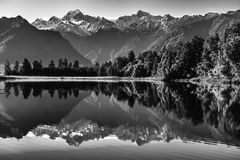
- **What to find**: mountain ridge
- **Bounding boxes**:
[1,10,239,64]
[31,9,240,63]
[0,16,92,66]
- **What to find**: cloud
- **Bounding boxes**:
[0,102,14,121]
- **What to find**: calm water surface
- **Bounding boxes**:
[0,81,239,160]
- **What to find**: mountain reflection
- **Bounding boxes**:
[0,81,240,147]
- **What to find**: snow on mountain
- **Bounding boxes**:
[115,10,168,31]
[32,9,117,36]
[32,9,174,35]
[62,9,83,21]
[31,9,240,63]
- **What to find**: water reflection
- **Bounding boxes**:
[0,81,240,147]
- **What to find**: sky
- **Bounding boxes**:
[0,0,240,22]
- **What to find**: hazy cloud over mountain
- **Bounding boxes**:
[1,0,239,22]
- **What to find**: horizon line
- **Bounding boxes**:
[1,8,239,23]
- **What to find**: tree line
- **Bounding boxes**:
[4,58,99,76]
[4,22,240,80]
[4,50,160,77]
[157,22,240,80]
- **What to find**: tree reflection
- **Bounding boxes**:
[2,81,240,145]
[4,82,99,99]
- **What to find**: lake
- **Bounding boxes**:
[0,81,239,160]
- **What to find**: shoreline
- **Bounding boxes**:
[1,75,240,86]
[0,75,160,83]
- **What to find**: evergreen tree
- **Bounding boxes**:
[220,59,232,78]
[32,60,43,75]
[20,59,32,75]
[58,59,63,69]
[13,61,20,75]
[157,47,176,79]
[98,65,105,76]
[128,51,135,63]
[224,34,240,64]
[95,62,100,67]
[63,58,68,69]
[152,57,158,76]
[93,62,100,75]
[199,34,220,75]
[32,60,43,71]
[224,23,240,42]
[4,60,11,75]
[69,62,73,69]
[132,63,146,77]
[191,36,205,65]
[106,66,114,76]
[49,60,55,69]
[113,56,129,76]
[73,60,80,70]
[146,61,152,76]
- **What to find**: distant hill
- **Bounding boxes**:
[32,9,240,63]
[0,16,92,66]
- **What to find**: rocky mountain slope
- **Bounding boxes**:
[32,10,240,63]
[0,16,92,66]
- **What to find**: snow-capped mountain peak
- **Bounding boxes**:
[30,9,240,64]
[162,14,174,21]
[32,9,118,35]
[33,9,176,34]
[62,9,83,21]
[49,16,61,23]
[136,10,151,18]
